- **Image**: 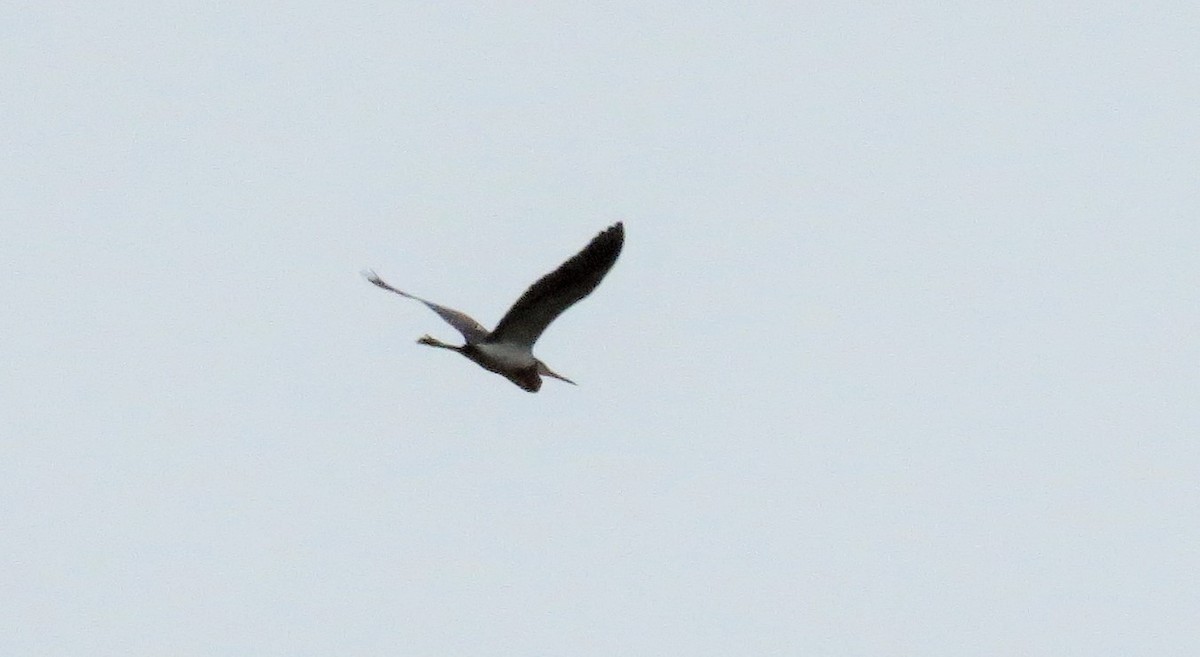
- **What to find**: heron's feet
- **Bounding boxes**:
[364,270,392,291]
[418,335,457,350]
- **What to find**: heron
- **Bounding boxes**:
[365,222,624,392]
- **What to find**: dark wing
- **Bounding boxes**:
[364,271,490,344]
[487,222,624,348]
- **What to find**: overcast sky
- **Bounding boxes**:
[3,3,1197,655]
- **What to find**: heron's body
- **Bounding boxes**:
[366,222,624,392]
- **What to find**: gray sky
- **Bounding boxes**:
[3,3,1197,655]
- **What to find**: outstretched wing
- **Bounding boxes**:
[364,271,490,344]
[488,222,624,348]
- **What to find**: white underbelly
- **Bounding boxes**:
[473,342,537,370]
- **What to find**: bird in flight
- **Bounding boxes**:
[365,222,624,392]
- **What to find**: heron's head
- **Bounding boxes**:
[512,368,543,393]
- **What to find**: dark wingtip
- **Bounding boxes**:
[592,221,625,260]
